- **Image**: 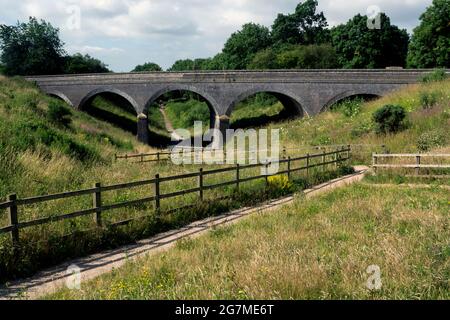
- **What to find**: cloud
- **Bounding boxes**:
[0,0,433,71]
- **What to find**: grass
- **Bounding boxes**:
[0,75,449,287]
[46,181,449,300]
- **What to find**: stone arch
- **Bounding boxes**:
[323,90,382,112]
[144,84,221,117]
[226,88,308,118]
[47,91,74,107]
[78,87,140,113]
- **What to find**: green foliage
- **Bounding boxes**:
[407,0,450,68]
[417,130,447,151]
[421,69,448,83]
[331,98,363,118]
[0,63,5,74]
[372,104,407,134]
[222,23,272,69]
[0,17,65,75]
[47,100,72,127]
[132,62,162,72]
[419,91,439,109]
[271,0,330,46]
[331,14,409,68]
[165,99,210,128]
[267,175,294,197]
[275,44,338,69]
[248,48,279,69]
[64,53,110,74]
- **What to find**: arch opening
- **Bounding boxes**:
[80,90,171,148]
[145,89,219,147]
[47,92,73,107]
[228,91,304,130]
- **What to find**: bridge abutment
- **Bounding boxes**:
[136,113,150,145]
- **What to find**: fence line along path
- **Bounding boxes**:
[0,148,351,251]
[372,153,450,175]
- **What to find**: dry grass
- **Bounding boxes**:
[47,183,449,300]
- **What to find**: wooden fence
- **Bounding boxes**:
[115,144,374,164]
[372,153,450,176]
[0,148,350,247]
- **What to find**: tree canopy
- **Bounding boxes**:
[65,53,110,74]
[407,0,450,68]
[222,23,272,69]
[331,14,409,68]
[271,0,329,46]
[132,62,162,72]
[0,17,66,75]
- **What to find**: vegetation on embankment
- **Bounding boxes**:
[47,181,450,300]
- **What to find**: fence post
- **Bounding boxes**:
[155,174,161,213]
[265,162,269,187]
[283,146,287,160]
[334,150,338,169]
[93,183,102,227]
[322,150,326,172]
[347,145,351,162]
[306,154,310,178]
[7,194,19,247]
[373,153,378,174]
[140,153,144,163]
[236,164,240,191]
[157,152,161,163]
[199,169,204,200]
[287,156,291,180]
[416,155,421,176]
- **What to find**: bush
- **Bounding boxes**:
[372,104,407,134]
[419,91,439,109]
[267,175,294,196]
[421,69,448,83]
[417,130,446,152]
[47,101,72,127]
[331,98,363,118]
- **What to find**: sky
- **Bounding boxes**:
[0,0,433,72]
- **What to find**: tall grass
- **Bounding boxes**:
[47,182,449,300]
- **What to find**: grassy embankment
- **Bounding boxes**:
[47,182,449,300]
[0,76,352,281]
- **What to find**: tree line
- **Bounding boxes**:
[0,0,448,76]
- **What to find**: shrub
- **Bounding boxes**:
[419,91,439,109]
[372,104,407,134]
[331,98,363,118]
[47,100,72,127]
[417,130,446,152]
[267,175,294,196]
[421,69,448,83]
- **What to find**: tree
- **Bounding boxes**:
[248,48,279,69]
[407,0,450,68]
[276,44,338,69]
[132,62,162,72]
[331,14,409,68]
[65,53,110,74]
[0,17,65,75]
[222,23,272,69]
[272,0,330,47]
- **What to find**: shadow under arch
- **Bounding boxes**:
[323,91,382,112]
[226,89,307,130]
[47,91,74,107]
[79,87,140,112]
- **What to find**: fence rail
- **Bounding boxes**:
[115,144,380,164]
[0,148,351,248]
[372,153,450,175]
